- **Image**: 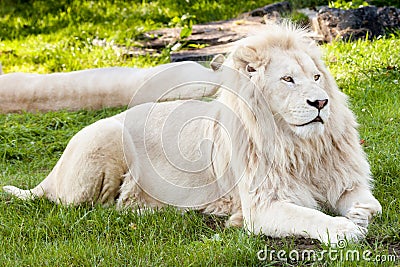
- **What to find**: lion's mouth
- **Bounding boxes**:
[296,115,324,127]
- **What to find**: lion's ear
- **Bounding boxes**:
[210,54,225,71]
[232,45,258,67]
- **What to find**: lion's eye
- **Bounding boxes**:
[314,74,321,81]
[281,76,294,83]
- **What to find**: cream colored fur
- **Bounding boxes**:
[3,23,382,245]
[0,62,221,113]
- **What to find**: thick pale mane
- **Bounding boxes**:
[234,22,319,58]
[214,23,381,243]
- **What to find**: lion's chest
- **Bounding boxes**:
[276,139,348,208]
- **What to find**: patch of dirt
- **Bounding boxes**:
[200,213,227,231]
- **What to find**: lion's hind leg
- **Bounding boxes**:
[4,116,129,206]
[116,173,165,212]
[116,173,142,209]
[53,117,129,205]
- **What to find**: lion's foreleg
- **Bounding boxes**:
[334,185,382,228]
[244,200,366,245]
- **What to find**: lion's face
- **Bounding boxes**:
[231,41,331,139]
[261,49,330,138]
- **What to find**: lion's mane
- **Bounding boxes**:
[213,23,372,227]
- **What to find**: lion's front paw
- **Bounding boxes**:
[345,202,382,228]
[318,216,367,245]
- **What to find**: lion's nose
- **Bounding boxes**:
[307,99,328,110]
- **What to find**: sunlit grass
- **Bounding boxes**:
[0,0,399,266]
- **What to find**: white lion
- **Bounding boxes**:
[3,23,381,245]
[0,61,222,113]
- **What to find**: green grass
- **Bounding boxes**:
[0,0,279,72]
[324,37,400,247]
[1,0,399,266]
